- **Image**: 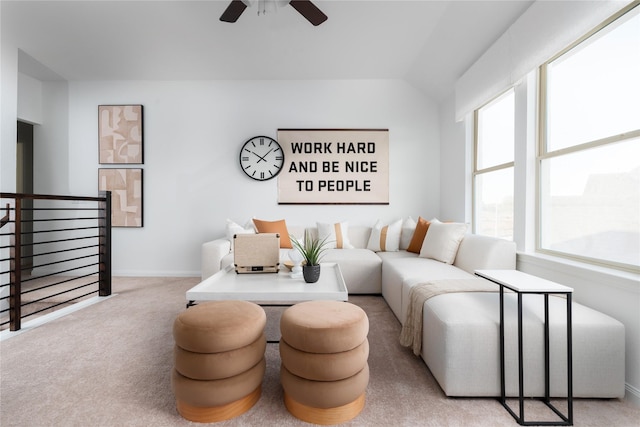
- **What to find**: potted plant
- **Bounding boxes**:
[290,231,331,283]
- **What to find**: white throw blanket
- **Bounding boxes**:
[399,278,498,356]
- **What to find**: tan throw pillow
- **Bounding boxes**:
[367,219,402,252]
[317,222,353,249]
[407,217,431,254]
[252,218,292,248]
[419,221,468,264]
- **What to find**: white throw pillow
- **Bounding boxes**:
[400,216,417,250]
[419,221,467,264]
[317,222,354,249]
[367,219,403,252]
[226,218,255,250]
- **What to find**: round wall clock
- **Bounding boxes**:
[239,136,285,181]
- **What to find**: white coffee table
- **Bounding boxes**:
[186,262,348,307]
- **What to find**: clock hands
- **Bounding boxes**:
[256,148,274,163]
[249,148,274,163]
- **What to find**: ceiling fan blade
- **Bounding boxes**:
[220,0,248,23]
[289,0,327,26]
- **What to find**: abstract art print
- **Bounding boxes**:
[98,168,143,227]
[98,105,143,164]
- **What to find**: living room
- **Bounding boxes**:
[1,0,639,424]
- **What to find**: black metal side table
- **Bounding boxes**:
[475,269,573,426]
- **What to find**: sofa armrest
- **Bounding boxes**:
[453,234,516,274]
[201,238,231,280]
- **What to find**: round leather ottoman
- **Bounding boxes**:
[280,300,369,425]
[172,301,267,423]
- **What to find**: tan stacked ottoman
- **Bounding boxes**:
[280,300,369,425]
[172,300,267,423]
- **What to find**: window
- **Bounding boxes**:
[539,5,640,270]
[474,89,515,240]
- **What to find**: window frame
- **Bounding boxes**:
[537,3,640,273]
[473,88,515,239]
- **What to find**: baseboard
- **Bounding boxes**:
[30,267,200,278]
[0,295,114,341]
[112,270,200,278]
[625,383,640,407]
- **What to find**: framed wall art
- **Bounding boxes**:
[98,105,143,164]
[277,129,389,204]
[98,168,143,227]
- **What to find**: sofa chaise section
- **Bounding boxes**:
[422,291,625,398]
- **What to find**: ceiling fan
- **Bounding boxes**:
[220,0,328,26]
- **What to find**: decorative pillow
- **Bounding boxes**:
[399,217,417,250]
[419,220,468,264]
[367,219,402,252]
[407,216,431,254]
[252,218,292,248]
[226,219,255,251]
[317,222,353,249]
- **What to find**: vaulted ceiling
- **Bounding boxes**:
[3,0,533,102]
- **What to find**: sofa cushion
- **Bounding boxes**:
[380,255,474,322]
[225,219,255,250]
[322,248,382,294]
[453,233,516,274]
[367,219,402,252]
[399,217,416,250]
[419,221,467,264]
[317,221,354,249]
[347,226,373,249]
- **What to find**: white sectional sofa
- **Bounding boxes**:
[201,221,625,399]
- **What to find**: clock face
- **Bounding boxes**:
[239,136,285,181]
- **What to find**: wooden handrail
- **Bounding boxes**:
[1,193,108,203]
[0,203,9,229]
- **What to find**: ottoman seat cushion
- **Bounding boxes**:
[280,363,370,409]
[280,338,369,381]
[174,334,267,380]
[172,358,266,407]
[173,300,266,353]
[280,301,368,353]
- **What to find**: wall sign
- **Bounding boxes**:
[277,129,389,204]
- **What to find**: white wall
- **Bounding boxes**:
[35,81,69,195]
[17,73,42,124]
[438,96,468,223]
[62,79,439,276]
[0,28,18,192]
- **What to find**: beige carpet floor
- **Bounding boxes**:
[1,276,638,426]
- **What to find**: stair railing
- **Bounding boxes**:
[0,192,111,331]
